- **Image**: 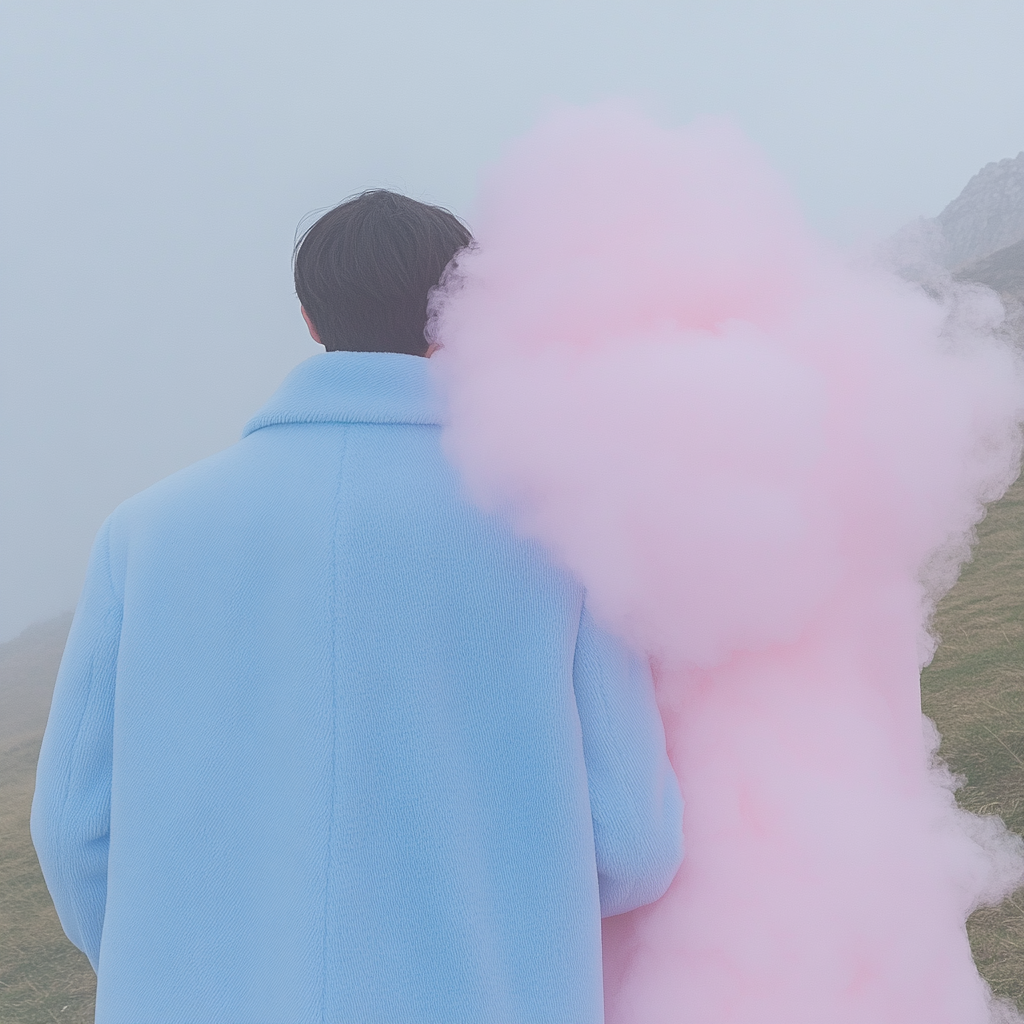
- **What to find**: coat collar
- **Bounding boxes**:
[242,351,444,437]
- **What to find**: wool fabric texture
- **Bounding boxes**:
[32,351,683,1024]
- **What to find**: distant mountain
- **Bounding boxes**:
[883,152,1024,308]
[937,152,1024,270]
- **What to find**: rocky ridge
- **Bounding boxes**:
[937,152,1024,271]
[884,152,1024,314]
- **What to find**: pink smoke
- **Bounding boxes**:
[430,104,1024,1022]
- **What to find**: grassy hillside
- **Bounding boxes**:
[0,615,96,1024]
[923,473,1024,1006]
[1,735,96,1024]
[1,477,1023,1021]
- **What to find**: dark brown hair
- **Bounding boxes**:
[293,190,472,356]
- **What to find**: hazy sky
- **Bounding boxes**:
[2,0,1023,642]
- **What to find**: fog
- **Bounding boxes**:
[2,0,1024,641]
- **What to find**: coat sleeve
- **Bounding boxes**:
[31,517,121,971]
[572,603,684,917]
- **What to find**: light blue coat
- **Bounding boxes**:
[32,351,683,1024]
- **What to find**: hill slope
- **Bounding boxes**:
[958,236,1024,303]
[922,473,1024,1006]
[0,614,96,1024]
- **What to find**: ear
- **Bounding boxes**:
[301,307,323,346]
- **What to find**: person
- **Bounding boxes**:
[31,189,683,1024]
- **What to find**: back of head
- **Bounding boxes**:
[294,190,472,356]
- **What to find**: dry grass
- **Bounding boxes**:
[923,473,1024,1009]
[0,735,96,1024]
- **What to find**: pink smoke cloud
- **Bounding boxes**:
[431,103,1024,1022]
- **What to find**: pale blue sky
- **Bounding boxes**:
[2,0,1023,639]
